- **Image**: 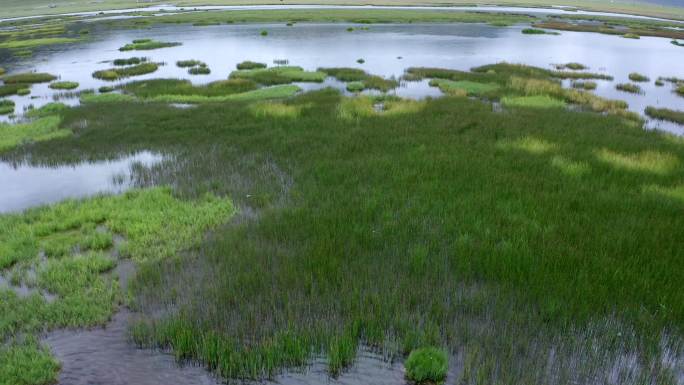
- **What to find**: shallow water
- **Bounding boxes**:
[0,151,163,213]
[1,22,683,134]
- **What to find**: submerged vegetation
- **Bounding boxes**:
[645,106,684,124]
[92,63,159,81]
[119,39,181,51]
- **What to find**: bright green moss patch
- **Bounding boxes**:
[230,66,326,85]
[628,73,650,82]
[92,63,159,81]
[119,39,181,51]
[645,106,684,124]
[429,79,500,96]
[2,72,56,84]
[48,81,78,90]
[0,100,15,115]
[0,116,69,151]
[346,81,364,92]
[501,95,566,109]
[405,347,448,384]
[623,33,640,39]
[616,83,642,94]
[236,61,267,70]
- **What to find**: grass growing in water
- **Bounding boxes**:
[556,62,588,71]
[616,83,643,94]
[2,72,56,84]
[237,61,267,70]
[48,81,78,90]
[571,81,597,90]
[629,73,650,82]
[176,60,205,68]
[522,28,558,35]
[0,84,25,97]
[0,100,15,115]
[113,57,147,66]
[645,106,684,124]
[0,115,67,150]
[119,39,181,51]
[123,78,258,98]
[319,67,398,92]
[230,66,325,85]
[92,63,159,81]
[501,95,567,109]
[623,33,640,39]
[188,66,210,75]
[405,347,448,384]
[429,79,500,96]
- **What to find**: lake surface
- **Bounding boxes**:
[1,22,683,135]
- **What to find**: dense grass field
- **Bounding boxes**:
[1,59,682,383]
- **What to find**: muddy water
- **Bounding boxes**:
[43,309,223,385]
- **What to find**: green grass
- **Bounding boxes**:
[429,79,500,96]
[0,37,80,50]
[17,88,30,96]
[148,85,301,103]
[176,60,205,68]
[3,79,681,384]
[571,81,597,90]
[346,81,365,92]
[123,78,258,98]
[623,33,641,39]
[92,63,159,81]
[113,57,147,66]
[522,28,559,35]
[260,30,268,36]
[48,81,79,90]
[2,72,57,84]
[0,186,234,385]
[119,39,181,51]
[616,83,643,94]
[236,61,267,70]
[0,116,68,150]
[645,106,684,125]
[629,73,650,82]
[556,62,588,71]
[405,347,448,384]
[501,95,567,109]
[98,86,115,93]
[0,100,15,115]
[230,66,326,85]
[0,84,25,97]
[319,67,399,92]
[188,66,211,75]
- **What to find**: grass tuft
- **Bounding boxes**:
[405,347,448,384]
[119,39,181,51]
[2,72,56,84]
[92,63,159,81]
[237,61,267,70]
[48,81,79,90]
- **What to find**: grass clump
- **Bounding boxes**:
[645,106,684,124]
[119,39,181,51]
[405,347,448,384]
[230,66,325,85]
[176,60,205,68]
[48,81,78,90]
[237,61,267,70]
[260,30,268,36]
[17,88,30,96]
[0,37,79,50]
[0,84,25,97]
[124,78,258,98]
[113,57,147,66]
[148,85,301,103]
[98,86,114,93]
[0,337,61,385]
[92,63,159,81]
[188,66,210,75]
[2,72,56,84]
[623,33,640,39]
[346,81,365,92]
[522,28,554,35]
[616,83,642,94]
[0,100,15,115]
[556,62,588,71]
[571,81,597,90]
[628,73,650,82]
[502,95,566,109]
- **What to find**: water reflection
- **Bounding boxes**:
[0,151,163,213]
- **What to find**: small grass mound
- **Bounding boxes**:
[346,81,365,92]
[645,106,684,124]
[0,84,25,97]
[230,66,326,85]
[623,33,640,39]
[0,99,15,115]
[405,347,448,384]
[189,66,211,75]
[616,83,642,94]
[237,61,267,70]
[119,39,181,51]
[522,28,559,35]
[319,67,398,92]
[556,62,588,71]
[260,30,268,36]
[92,63,159,81]
[571,81,597,90]
[176,60,205,68]
[628,73,650,82]
[48,81,79,90]
[124,78,258,98]
[113,57,147,66]
[502,95,566,109]
[2,72,57,84]
[98,86,115,93]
